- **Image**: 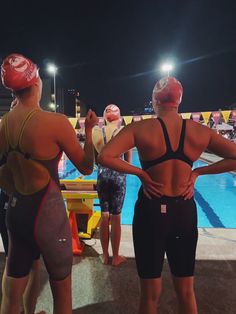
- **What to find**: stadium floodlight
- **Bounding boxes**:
[47,64,58,112]
[160,63,174,77]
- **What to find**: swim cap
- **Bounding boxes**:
[103,104,121,122]
[1,53,39,91]
[152,77,183,107]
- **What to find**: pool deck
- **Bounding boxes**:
[0,227,234,314]
[0,152,236,313]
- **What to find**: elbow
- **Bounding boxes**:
[80,166,93,175]
[97,152,106,166]
[84,168,93,175]
[78,162,94,175]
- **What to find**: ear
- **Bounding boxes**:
[34,76,42,87]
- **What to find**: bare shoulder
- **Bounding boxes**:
[40,110,67,120]
[186,119,211,133]
[132,118,157,129]
[40,111,71,125]
[37,111,74,137]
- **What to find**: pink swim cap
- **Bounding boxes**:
[1,53,39,91]
[103,104,121,122]
[152,77,183,107]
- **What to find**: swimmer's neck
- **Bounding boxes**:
[16,97,41,109]
[155,106,179,119]
[105,120,120,127]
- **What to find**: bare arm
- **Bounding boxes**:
[194,159,236,176]
[98,124,142,176]
[195,130,236,175]
[98,124,163,198]
[183,130,236,199]
[57,110,98,175]
[82,111,98,172]
[207,129,236,158]
[124,149,132,164]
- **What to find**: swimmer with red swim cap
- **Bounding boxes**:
[1,53,39,91]
[92,104,132,266]
[98,76,236,313]
[103,104,121,123]
[152,76,183,108]
[0,53,98,314]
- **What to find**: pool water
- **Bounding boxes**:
[59,151,236,228]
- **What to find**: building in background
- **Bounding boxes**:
[130,100,154,116]
[74,91,87,118]
[40,78,52,111]
[43,85,88,117]
[0,78,84,117]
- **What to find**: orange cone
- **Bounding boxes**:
[69,211,85,255]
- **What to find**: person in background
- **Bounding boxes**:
[98,77,236,314]
[92,104,132,266]
[0,53,98,314]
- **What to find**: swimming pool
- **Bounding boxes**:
[59,151,236,228]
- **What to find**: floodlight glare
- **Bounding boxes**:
[47,64,57,74]
[161,63,173,73]
[47,63,58,112]
[48,103,56,110]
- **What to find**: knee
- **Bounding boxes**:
[3,277,24,303]
[140,281,162,304]
[101,212,110,222]
[175,285,195,301]
[111,213,121,223]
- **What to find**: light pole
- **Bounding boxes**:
[160,63,174,77]
[47,64,58,112]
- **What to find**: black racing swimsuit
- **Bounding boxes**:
[133,118,198,278]
[140,117,193,170]
[2,109,73,280]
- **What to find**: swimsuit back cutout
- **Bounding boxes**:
[0,109,62,195]
[140,118,193,170]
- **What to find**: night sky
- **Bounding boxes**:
[1,1,236,115]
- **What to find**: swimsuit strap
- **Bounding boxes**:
[102,125,120,145]
[157,117,185,152]
[157,117,172,152]
[6,108,40,150]
[17,108,40,149]
[102,127,107,145]
[111,126,121,138]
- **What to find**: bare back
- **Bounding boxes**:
[92,123,121,154]
[100,114,236,197]
[132,116,210,195]
[0,105,87,194]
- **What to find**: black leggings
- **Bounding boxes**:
[133,189,198,279]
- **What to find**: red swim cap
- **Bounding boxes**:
[103,104,121,122]
[152,77,183,107]
[1,53,39,91]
